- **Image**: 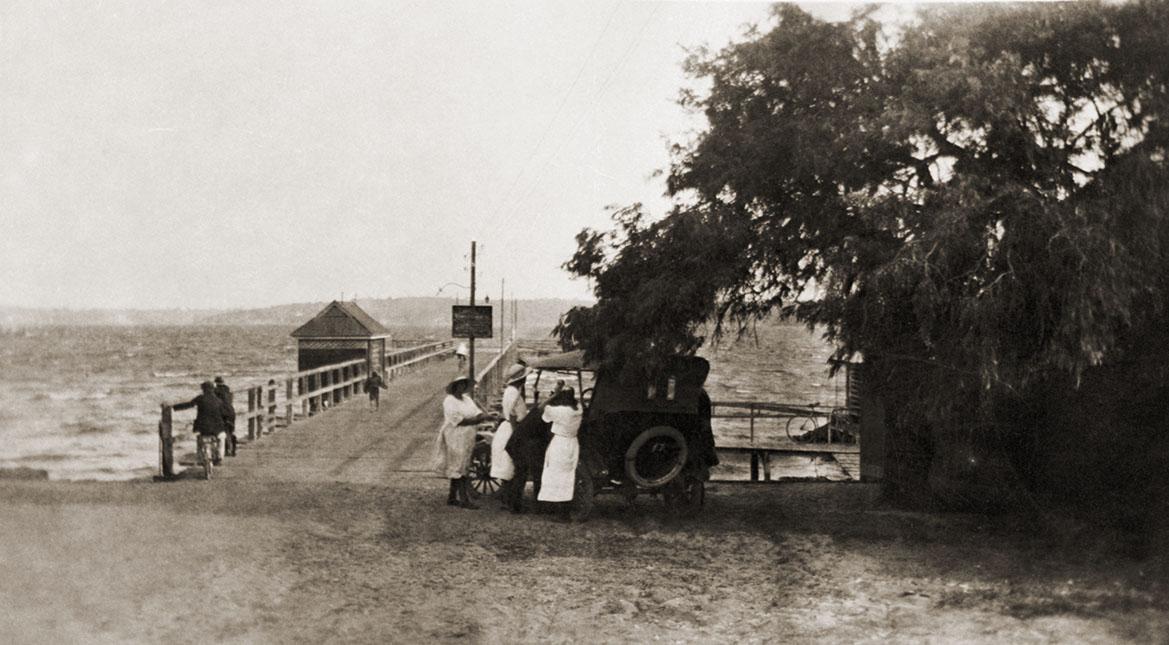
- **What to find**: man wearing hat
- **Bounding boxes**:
[213,377,237,457]
[492,363,529,511]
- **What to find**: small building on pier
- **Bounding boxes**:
[291,301,390,373]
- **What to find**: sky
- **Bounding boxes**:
[1,1,889,310]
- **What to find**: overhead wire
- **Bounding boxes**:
[497,2,662,239]
[507,1,663,216]
[477,0,625,240]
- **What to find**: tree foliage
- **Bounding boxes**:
[559,0,1169,424]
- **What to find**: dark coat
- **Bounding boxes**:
[214,384,237,431]
[174,393,228,436]
[365,373,386,397]
[505,405,552,483]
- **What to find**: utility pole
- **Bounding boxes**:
[468,240,476,385]
[500,278,505,353]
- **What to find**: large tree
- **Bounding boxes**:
[558,2,1169,501]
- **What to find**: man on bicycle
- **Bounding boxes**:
[173,381,229,465]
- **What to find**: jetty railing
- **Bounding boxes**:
[710,400,861,482]
[157,339,454,479]
[474,340,518,408]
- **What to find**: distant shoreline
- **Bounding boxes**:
[0,295,593,329]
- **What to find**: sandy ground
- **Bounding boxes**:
[1,361,1165,643]
[2,479,1165,644]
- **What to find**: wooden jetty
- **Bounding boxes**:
[157,334,867,484]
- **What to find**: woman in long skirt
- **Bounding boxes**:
[492,363,528,511]
[537,388,583,517]
[433,376,494,509]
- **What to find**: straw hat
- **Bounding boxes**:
[504,363,528,384]
[446,374,475,395]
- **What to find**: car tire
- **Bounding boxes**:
[624,425,688,488]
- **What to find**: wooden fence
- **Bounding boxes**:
[473,340,518,409]
[157,340,454,479]
[710,400,861,482]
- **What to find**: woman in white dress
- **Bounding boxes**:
[433,376,494,509]
[492,363,528,511]
[537,387,583,513]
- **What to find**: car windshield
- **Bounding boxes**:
[526,369,597,409]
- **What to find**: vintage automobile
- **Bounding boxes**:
[469,350,718,521]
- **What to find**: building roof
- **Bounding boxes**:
[290,301,391,339]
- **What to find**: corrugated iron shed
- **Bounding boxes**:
[291,301,390,339]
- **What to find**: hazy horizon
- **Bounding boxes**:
[0,292,594,312]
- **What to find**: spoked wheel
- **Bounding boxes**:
[785,415,825,442]
[663,472,705,517]
[568,464,595,522]
[468,442,499,496]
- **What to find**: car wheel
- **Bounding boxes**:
[624,425,688,488]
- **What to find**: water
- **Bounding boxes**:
[0,326,297,480]
[0,321,843,481]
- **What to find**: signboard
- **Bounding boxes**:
[452,305,493,338]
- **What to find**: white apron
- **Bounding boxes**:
[432,394,483,478]
[490,384,527,481]
[537,404,582,502]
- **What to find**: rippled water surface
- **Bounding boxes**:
[0,326,297,480]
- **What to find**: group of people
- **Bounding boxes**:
[433,362,583,519]
[173,376,237,463]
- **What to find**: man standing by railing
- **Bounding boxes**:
[173,381,229,465]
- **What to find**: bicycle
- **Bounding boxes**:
[195,434,221,480]
[785,402,828,442]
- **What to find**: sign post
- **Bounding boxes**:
[469,241,476,383]
[452,305,493,338]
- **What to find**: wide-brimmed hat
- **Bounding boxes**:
[446,375,475,394]
[504,363,528,384]
[213,376,225,384]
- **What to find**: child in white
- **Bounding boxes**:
[537,388,582,502]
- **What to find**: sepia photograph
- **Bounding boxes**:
[1,1,1167,642]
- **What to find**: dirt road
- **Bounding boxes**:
[1,361,1165,643]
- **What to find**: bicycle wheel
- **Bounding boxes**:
[201,441,213,480]
[468,442,498,495]
[786,415,822,442]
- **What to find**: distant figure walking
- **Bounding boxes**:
[433,376,495,509]
[537,387,583,517]
[455,342,469,371]
[174,381,229,465]
[493,363,528,512]
[365,369,387,410]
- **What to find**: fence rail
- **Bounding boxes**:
[156,340,454,479]
[710,399,861,482]
[474,341,517,408]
